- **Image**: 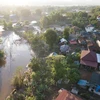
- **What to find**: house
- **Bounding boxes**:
[96,53,100,66]
[80,50,98,68]
[60,38,67,44]
[56,90,82,100]
[97,15,100,21]
[48,52,58,57]
[60,44,70,55]
[85,24,94,33]
[78,37,87,46]
[69,39,77,45]
[30,21,37,25]
[9,14,17,18]
[80,31,89,37]
[87,42,100,52]
[9,14,18,22]
[12,23,22,28]
[90,72,100,85]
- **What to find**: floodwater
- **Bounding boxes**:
[0,31,34,100]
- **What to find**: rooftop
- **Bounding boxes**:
[56,90,82,100]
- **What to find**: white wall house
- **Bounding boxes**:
[60,38,67,44]
[85,25,94,33]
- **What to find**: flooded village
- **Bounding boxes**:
[0,4,100,100]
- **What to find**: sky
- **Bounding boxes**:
[0,0,100,6]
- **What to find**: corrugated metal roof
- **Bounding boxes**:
[80,50,98,68]
[96,53,100,63]
[56,90,82,100]
[80,50,97,62]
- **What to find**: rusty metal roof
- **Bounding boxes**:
[56,90,82,100]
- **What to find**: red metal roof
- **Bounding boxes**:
[81,50,97,62]
[56,90,82,100]
[80,50,98,68]
[80,60,98,68]
[69,40,77,45]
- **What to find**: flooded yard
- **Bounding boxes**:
[0,31,33,100]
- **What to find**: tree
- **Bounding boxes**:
[24,31,49,57]
[46,55,81,83]
[29,57,55,100]
[63,27,70,39]
[68,68,80,83]
[46,55,68,81]
[72,20,78,26]
[12,67,24,89]
[7,21,13,30]
[78,11,88,18]
[40,16,49,28]
[43,29,57,49]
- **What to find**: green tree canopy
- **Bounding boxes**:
[46,55,68,81]
[63,27,70,39]
[40,16,49,28]
[43,29,57,49]
[68,68,80,83]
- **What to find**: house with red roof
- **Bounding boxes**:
[80,50,98,69]
[56,90,82,100]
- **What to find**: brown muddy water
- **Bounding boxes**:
[0,31,34,100]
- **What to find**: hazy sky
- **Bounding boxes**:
[0,0,100,6]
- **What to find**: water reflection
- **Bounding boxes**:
[0,31,33,100]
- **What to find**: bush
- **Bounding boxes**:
[24,31,49,57]
[12,68,24,89]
